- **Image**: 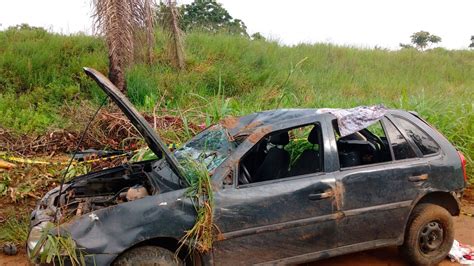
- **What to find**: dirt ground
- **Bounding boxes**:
[1,203,473,265]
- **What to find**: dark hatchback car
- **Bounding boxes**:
[27,68,468,266]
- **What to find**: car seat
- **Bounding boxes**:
[288,126,321,176]
[253,132,290,182]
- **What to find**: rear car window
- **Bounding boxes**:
[383,119,417,160]
[392,116,440,155]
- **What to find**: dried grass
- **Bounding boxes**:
[92,0,155,91]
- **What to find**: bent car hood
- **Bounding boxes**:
[83,67,184,181]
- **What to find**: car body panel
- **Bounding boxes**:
[62,189,195,254]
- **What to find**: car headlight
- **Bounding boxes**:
[27,221,52,256]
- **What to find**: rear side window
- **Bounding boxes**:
[393,117,440,155]
[383,119,417,160]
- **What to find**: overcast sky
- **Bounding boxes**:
[0,0,472,50]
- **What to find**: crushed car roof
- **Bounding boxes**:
[220,105,388,138]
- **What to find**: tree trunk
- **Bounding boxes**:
[108,59,127,93]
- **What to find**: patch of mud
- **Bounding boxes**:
[247,126,272,143]
[220,116,239,129]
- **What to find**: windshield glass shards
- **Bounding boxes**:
[174,124,235,173]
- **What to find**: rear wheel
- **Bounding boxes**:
[400,203,454,265]
[114,245,183,266]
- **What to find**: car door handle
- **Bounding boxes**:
[308,190,334,200]
[408,174,428,182]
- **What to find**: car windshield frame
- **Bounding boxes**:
[174,124,237,175]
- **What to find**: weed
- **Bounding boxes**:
[29,223,88,266]
[0,215,29,246]
[178,158,216,254]
[61,164,90,182]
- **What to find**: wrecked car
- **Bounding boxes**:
[27,67,468,265]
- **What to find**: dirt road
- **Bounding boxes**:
[1,205,473,265]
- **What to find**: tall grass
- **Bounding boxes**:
[0,26,472,178]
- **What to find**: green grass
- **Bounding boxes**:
[179,158,215,253]
[29,223,87,266]
[0,26,473,179]
[0,215,29,245]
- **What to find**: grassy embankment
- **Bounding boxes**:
[0,26,473,178]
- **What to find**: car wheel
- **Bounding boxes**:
[400,203,454,266]
[114,245,184,266]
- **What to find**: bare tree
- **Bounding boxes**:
[92,0,155,92]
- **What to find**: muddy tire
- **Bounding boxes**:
[400,203,454,266]
[114,245,183,266]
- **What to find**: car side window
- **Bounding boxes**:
[333,120,393,168]
[238,123,323,185]
[383,118,417,160]
[392,116,440,155]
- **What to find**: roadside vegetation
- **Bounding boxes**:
[1,25,472,174]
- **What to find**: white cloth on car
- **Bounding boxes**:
[316,105,388,137]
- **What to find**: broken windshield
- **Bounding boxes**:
[174,124,236,173]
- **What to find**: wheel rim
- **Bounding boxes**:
[418,220,444,254]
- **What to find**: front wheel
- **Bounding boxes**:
[114,245,183,266]
[400,203,454,265]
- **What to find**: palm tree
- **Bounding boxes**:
[92,0,155,92]
[159,0,185,70]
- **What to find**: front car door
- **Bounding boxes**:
[211,115,341,265]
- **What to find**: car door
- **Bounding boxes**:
[332,117,430,247]
[211,120,340,265]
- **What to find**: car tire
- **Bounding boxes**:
[114,245,184,266]
[400,203,454,266]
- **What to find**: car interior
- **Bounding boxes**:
[238,120,400,184]
[239,124,323,185]
[333,120,392,168]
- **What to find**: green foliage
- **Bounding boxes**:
[0,215,29,245]
[61,164,91,181]
[0,25,107,133]
[130,147,158,162]
[178,158,215,253]
[30,223,87,266]
[285,140,316,166]
[0,26,473,180]
[399,43,415,49]
[251,32,266,41]
[179,0,248,36]
[0,170,12,196]
[410,31,442,51]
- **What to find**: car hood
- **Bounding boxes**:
[83,67,185,182]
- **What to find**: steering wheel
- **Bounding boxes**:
[372,135,385,152]
[239,164,251,185]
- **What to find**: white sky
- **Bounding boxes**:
[0,0,472,50]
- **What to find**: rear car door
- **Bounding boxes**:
[212,120,340,265]
[331,117,431,247]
